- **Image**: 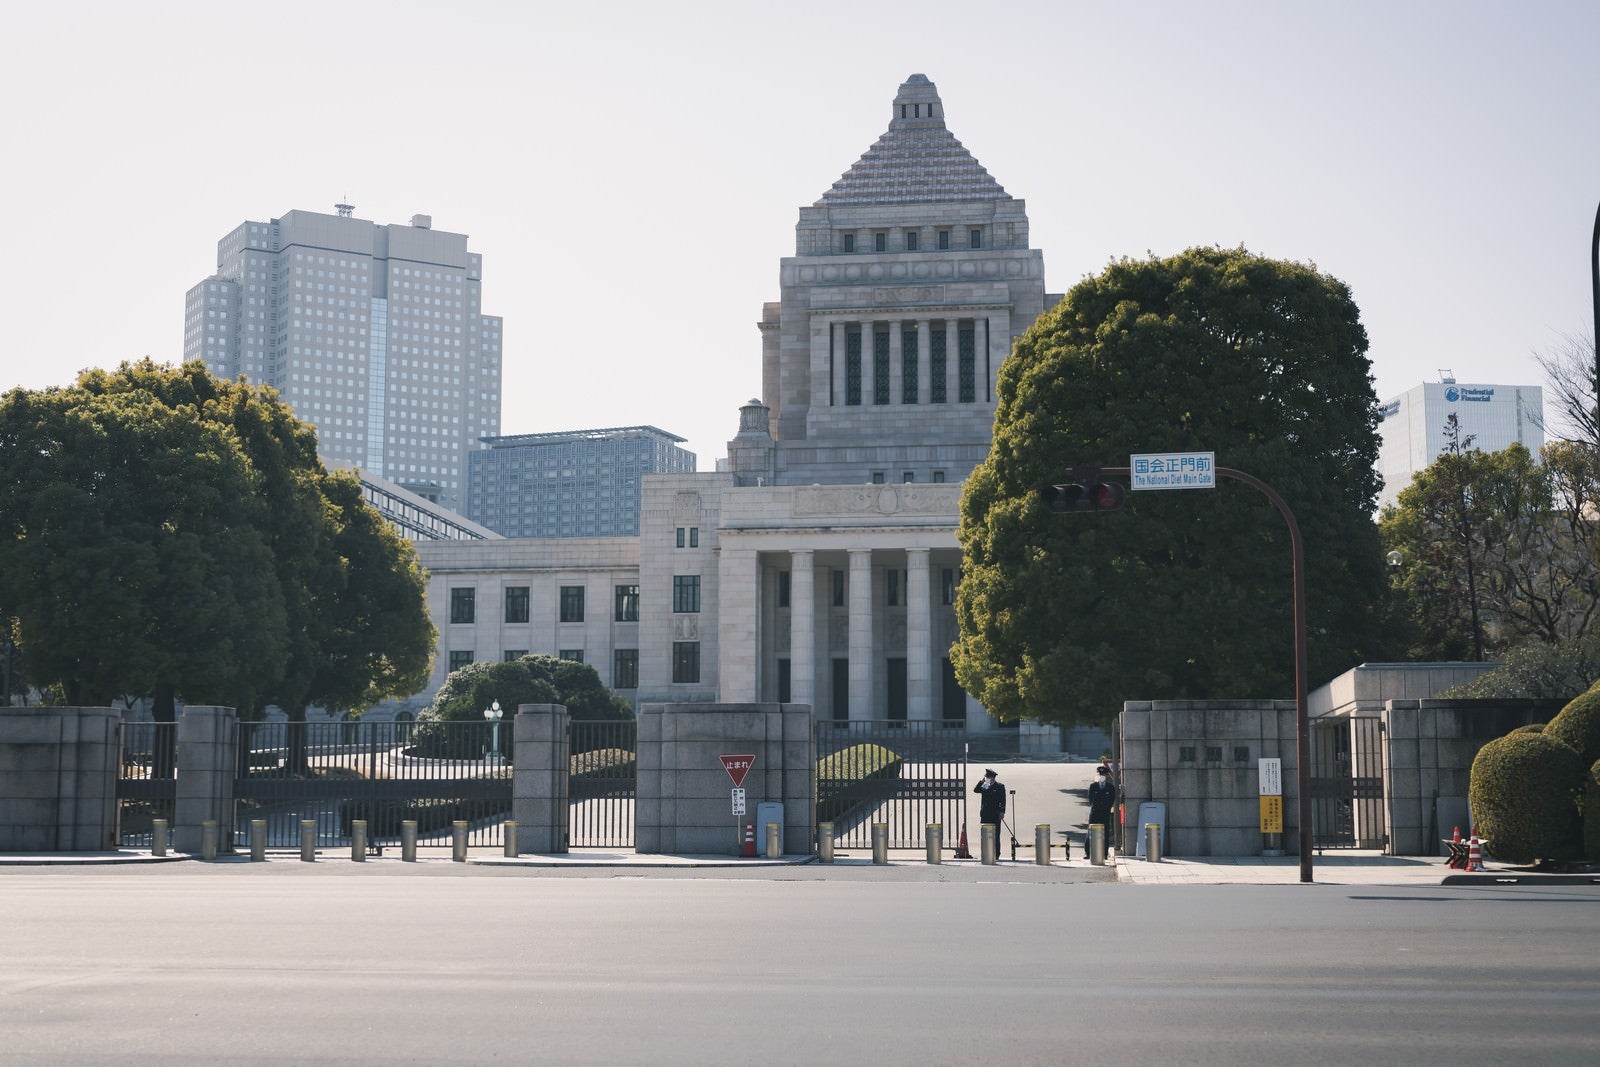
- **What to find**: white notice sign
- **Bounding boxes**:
[1131,452,1216,490]
[1259,758,1283,797]
[731,787,747,816]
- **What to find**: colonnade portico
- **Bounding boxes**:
[819,311,1012,408]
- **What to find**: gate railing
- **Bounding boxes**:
[1309,716,1385,850]
[116,721,177,847]
[569,719,636,848]
[816,721,967,849]
[234,719,511,850]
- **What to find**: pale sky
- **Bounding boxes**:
[3,1,1597,467]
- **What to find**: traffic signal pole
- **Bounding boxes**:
[1094,465,1313,883]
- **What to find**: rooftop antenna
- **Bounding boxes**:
[1438,369,1456,384]
[335,199,355,218]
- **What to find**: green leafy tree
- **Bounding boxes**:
[421,654,632,724]
[954,247,1389,728]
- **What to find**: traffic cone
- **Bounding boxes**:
[954,823,972,859]
[1449,825,1465,869]
[1467,827,1485,872]
[741,821,756,858]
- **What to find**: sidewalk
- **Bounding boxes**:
[1114,850,1457,886]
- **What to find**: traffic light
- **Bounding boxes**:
[1042,469,1126,513]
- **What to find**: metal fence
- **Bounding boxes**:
[816,721,967,849]
[234,719,512,850]
[115,721,177,847]
[569,719,636,847]
[1309,716,1385,850]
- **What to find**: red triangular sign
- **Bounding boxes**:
[719,753,756,788]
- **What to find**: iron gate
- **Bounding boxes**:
[234,719,511,850]
[816,721,967,849]
[1309,715,1385,850]
[569,719,636,847]
[115,720,177,847]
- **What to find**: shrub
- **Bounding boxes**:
[1510,723,1546,734]
[1586,759,1600,863]
[1468,732,1584,865]
[816,743,903,827]
[1544,684,1600,765]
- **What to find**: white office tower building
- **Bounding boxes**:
[184,206,502,510]
[1376,378,1544,510]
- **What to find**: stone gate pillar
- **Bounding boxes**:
[174,706,237,854]
[512,704,570,853]
[0,707,119,851]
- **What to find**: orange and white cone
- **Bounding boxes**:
[1467,827,1485,872]
[741,821,756,858]
[954,823,972,859]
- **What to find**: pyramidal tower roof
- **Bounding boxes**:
[816,74,1008,206]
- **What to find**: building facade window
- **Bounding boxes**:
[614,648,639,689]
[842,233,855,253]
[503,649,528,662]
[902,324,918,402]
[873,329,890,405]
[938,229,950,250]
[871,471,885,484]
[905,231,918,251]
[559,585,585,622]
[930,325,948,404]
[874,232,886,252]
[559,649,584,663]
[615,584,640,621]
[777,658,791,703]
[941,567,956,605]
[886,569,900,606]
[969,228,982,249]
[902,471,915,483]
[832,570,846,607]
[448,650,474,672]
[777,570,790,609]
[958,323,977,403]
[504,586,530,624]
[672,641,700,683]
[933,470,946,483]
[673,575,701,613]
[450,587,475,624]
[846,327,862,406]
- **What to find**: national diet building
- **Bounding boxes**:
[412,74,1063,745]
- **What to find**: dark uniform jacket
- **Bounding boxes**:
[1087,775,1117,824]
[975,779,1006,823]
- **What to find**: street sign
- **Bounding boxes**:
[1260,795,1284,833]
[731,788,746,816]
[719,753,756,788]
[1259,758,1282,796]
[1130,451,1216,491]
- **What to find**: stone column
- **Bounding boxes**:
[810,318,831,416]
[832,320,847,407]
[848,548,874,720]
[988,310,1009,403]
[790,549,816,709]
[512,704,569,853]
[944,317,960,404]
[888,319,903,405]
[916,318,931,404]
[174,705,238,854]
[717,545,760,701]
[906,548,932,721]
[975,316,989,403]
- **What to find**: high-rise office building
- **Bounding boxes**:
[465,426,696,538]
[184,206,502,510]
[1376,377,1544,509]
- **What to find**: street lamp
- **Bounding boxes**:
[483,700,503,760]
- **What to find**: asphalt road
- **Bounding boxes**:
[3,871,1596,1065]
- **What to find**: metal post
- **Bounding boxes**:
[1034,824,1050,865]
[201,820,218,861]
[871,823,889,865]
[151,818,168,857]
[981,823,998,865]
[926,824,943,864]
[1088,824,1106,866]
[351,820,367,862]
[300,820,317,862]
[250,819,266,862]
[400,820,418,862]
[765,822,781,859]
[817,822,834,863]
[1144,823,1162,864]
[451,820,468,862]
[504,820,518,858]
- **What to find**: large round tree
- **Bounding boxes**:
[954,247,1390,727]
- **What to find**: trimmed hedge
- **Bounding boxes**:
[1468,732,1584,865]
[1545,685,1600,765]
[1510,723,1546,735]
[817,743,903,827]
[1587,758,1600,863]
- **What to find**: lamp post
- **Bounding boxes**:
[483,700,503,761]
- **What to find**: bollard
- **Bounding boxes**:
[504,821,519,858]
[300,820,317,862]
[250,819,266,862]
[1035,824,1051,865]
[151,819,168,857]
[1144,823,1162,863]
[400,820,418,862]
[818,823,835,863]
[926,824,943,865]
[452,820,468,862]
[766,822,781,859]
[981,823,998,865]
[1088,824,1107,866]
[871,823,889,865]
[201,820,219,861]
[351,820,367,862]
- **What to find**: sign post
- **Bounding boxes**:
[1259,758,1284,856]
[720,754,756,851]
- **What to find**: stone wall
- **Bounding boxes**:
[1119,700,1299,857]
[636,702,815,854]
[0,707,120,851]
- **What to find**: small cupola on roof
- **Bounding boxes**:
[817,73,1008,206]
